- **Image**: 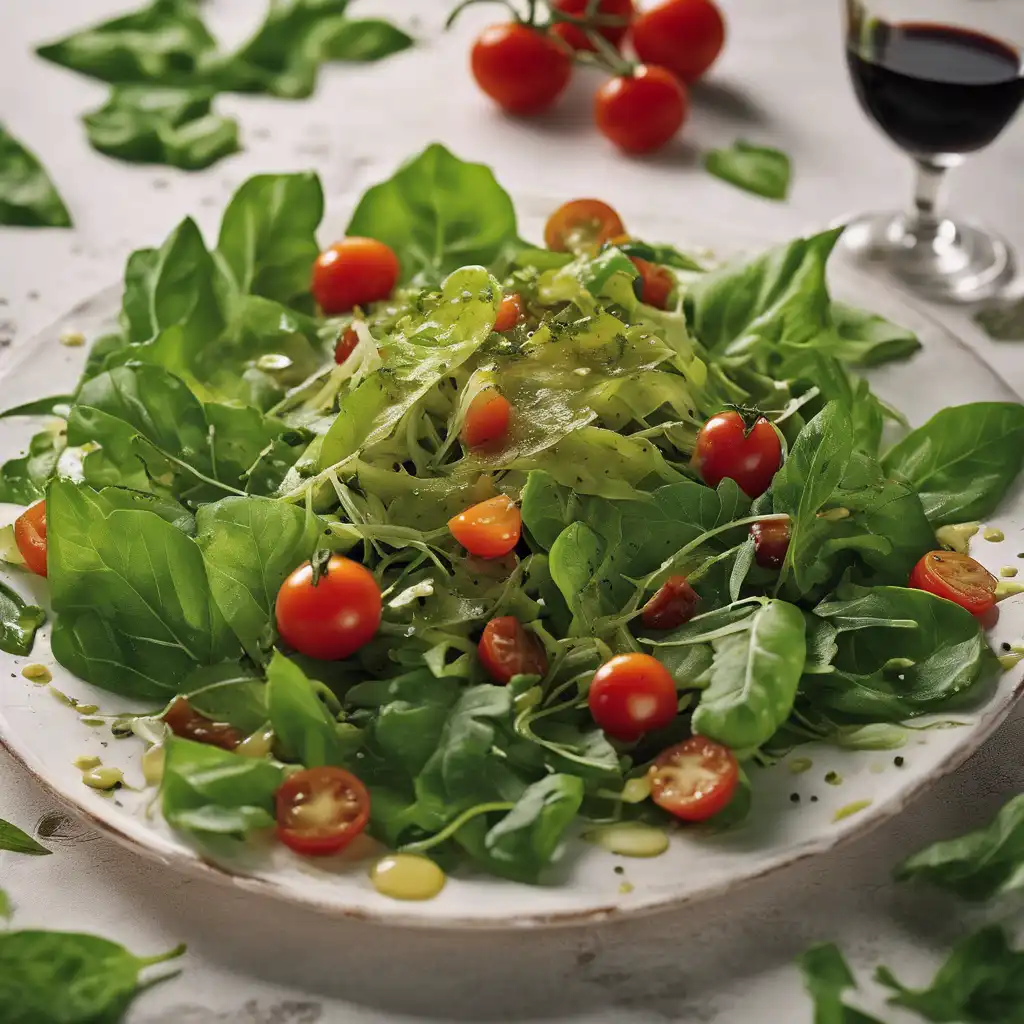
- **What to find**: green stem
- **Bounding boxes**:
[400,802,514,854]
[137,943,187,968]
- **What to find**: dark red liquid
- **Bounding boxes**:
[847,22,1024,156]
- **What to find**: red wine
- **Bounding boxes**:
[847,22,1024,156]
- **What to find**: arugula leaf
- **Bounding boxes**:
[323,18,414,61]
[0,818,50,856]
[0,396,73,418]
[0,429,63,504]
[346,143,519,284]
[0,931,185,1024]
[883,402,1024,524]
[266,652,348,767]
[705,140,792,201]
[828,303,921,367]
[0,582,46,657]
[0,125,72,227]
[798,943,887,1024]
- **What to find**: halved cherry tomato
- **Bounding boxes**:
[275,555,382,660]
[448,495,521,559]
[462,391,512,450]
[641,576,699,630]
[550,0,634,51]
[494,292,523,332]
[334,327,359,365]
[471,23,572,115]
[312,238,399,315]
[478,616,549,684]
[631,257,675,309]
[588,653,678,742]
[544,199,626,254]
[14,499,47,577]
[594,65,689,154]
[648,736,738,822]
[751,517,790,570]
[276,766,370,856]
[163,697,243,751]
[909,550,998,617]
[692,410,782,499]
[631,0,726,84]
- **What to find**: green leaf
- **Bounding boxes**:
[179,662,268,734]
[0,930,185,1024]
[322,18,414,61]
[798,942,886,1024]
[346,143,519,284]
[828,303,921,367]
[0,396,73,418]
[266,652,348,767]
[0,582,46,657]
[883,402,1024,524]
[0,888,10,922]
[549,522,604,628]
[0,818,50,856]
[0,429,63,504]
[704,140,792,200]
[0,125,72,227]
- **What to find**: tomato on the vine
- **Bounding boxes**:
[594,65,688,154]
[648,736,738,821]
[631,0,726,84]
[550,0,634,52]
[909,550,998,617]
[545,199,625,254]
[631,257,675,309]
[641,576,699,630]
[751,518,790,570]
[163,697,243,751]
[312,238,399,315]
[448,495,521,558]
[276,767,370,856]
[494,292,523,332]
[471,23,572,114]
[14,499,47,577]
[478,616,549,684]
[275,555,382,660]
[462,390,512,450]
[692,410,782,499]
[588,653,678,741]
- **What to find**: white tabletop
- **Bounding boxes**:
[1,1,1023,1021]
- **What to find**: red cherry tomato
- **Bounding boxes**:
[275,555,382,660]
[588,653,678,742]
[631,0,726,83]
[494,292,523,332]
[648,736,739,821]
[14,499,47,577]
[448,496,521,559]
[751,518,790,570]
[462,391,512,450]
[312,238,400,315]
[594,65,689,154]
[163,697,243,751]
[909,550,998,617]
[544,199,626,253]
[641,576,699,630]
[334,327,359,365]
[276,767,370,857]
[692,411,782,499]
[550,0,634,51]
[471,24,572,115]
[631,257,675,309]
[478,616,549,684]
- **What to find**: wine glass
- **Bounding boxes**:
[840,0,1024,301]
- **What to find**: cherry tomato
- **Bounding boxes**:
[448,495,521,559]
[550,0,634,51]
[276,767,370,857]
[909,550,998,617]
[334,327,359,365]
[462,390,512,450]
[544,198,626,253]
[478,616,549,684]
[494,292,523,332]
[14,499,47,577]
[594,65,689,154]
[648,736,739,822]
[588,653,678,742]
[631,257,675,309]
[471,23,572,115]
[163,697,243,751]
[631,0,726,83]
[311,238,400,315]
[751,518,790,570]
[275,555,382,660]
[692,411,782,499]
[641,576,699,630]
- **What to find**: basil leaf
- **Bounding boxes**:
[705,140,792,200]
[828,303,921,367]
[0,396,73,418]
[798,943,886,1024]
[323,18,414,61]
[266,652,348,767]
[0,818,50,856]
[0,125,72,228]
[0,582,46,657]
[0,430,63,505]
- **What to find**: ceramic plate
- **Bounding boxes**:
[1,212,1021,929]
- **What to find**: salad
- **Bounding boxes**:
[4,143,1022,892]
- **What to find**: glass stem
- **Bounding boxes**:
[908,159,950,240]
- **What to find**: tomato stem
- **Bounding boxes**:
[446,0,531,29]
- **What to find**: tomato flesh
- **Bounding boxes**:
[588,653,678,742]
[478,616,549,684]
[311,238,400,315]
[631,257,675,309]
[693,411,782,499]
[275,555,382,660]
[641,576,699,630]
[550,0,634,51]
[14,499,47,577]
[471,23,572,115]
[276,767,370,856]
[648,736,738,822]
[334,327,359,365]
[545,199,626,254]
[751,518,790,570]
[163,697,243,751]
[631,0,726,83]
[448,495,521,559]
[494,292,523,332]
[594,65,689,154]
[462,391,512,450]
[909,550,997,617]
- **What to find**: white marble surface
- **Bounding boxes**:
[1,1,1023,1020]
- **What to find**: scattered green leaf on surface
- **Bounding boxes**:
[0,125,72,228]
[0,818,50,856]
[705,140,792,200]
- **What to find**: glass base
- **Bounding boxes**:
[838,212,1015,303]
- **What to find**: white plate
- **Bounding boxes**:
[1,222,1022,930]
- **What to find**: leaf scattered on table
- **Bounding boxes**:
[0,126,72,228]
[704,140,792,201]
[323,18,415,62]
[0,819,51,856]
[975,296,1024,341]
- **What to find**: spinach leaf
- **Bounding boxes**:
[883,402,1024,524]
[0,818,50,855]
[323,19,414,61]
[829,303,921,367]
[975,296,1024,341]
[894,793,1024,901]
[798,943,886,1024]
[179,662,268,734]
[0,582,46,656]
[0,429,62,504]
[266,652,347,767]
[0,125,72,227]
[691,599,806,750]
[346,143,519,284]
[704,140,791,200]
[876,926,1024,1023]
[0,931,185,1024]
[0,396,73,418]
